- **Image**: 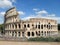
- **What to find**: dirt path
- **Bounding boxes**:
[0,41,60,45]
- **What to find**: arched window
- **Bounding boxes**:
[36,31,37,35]
[15,24,17,29]
[18,32,20,36]
[51,25,52,29]
[41,31,43,33]
[36,25,37,28]
[32,24,34,26]
[38,31,40,36]
[41,24,43,29]
[41,31,43,36]
[24,24,26,28]
[44,31,46,36]
[27,24,30,28]
[19,24,20,28]
[12,24,14,28]
[48,23,51,29]
[38,25,40,29]
[27,32,30,36]
[12,31,14,36]
[32,32,34,36]
[47,25,48,29]
[49,25,50,29]
[44,24,46,27]
[32,24,34,29]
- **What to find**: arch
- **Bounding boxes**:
[41,24,43,29]
[44,31,46,36]
[24,24,26,28]
[15,24,17,29]
[12,24,14,28]
[38,25,40,29]
[38,31,40,36]
[36,25,37,28]
[44,24,46,27]
[18,32,20,36]
[27,32,30,36]
[18,24,20,28]
[41,31,43,33]
[27,24,30,28]
[32,32,34,36]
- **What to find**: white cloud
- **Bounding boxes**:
[0,12,5,24]
[22,9,60,23]
[33,8,38,11]
[0,0,15,8]
[21,15,36,20]
[18,11,25,15]
[36,10,48,15]
[0,12,5,16]
[47,14,56,17]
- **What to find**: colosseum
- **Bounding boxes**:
[4,7,58,39]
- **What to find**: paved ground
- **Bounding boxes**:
[0,41,60,45]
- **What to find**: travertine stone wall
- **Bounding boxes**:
[4,7,58,38]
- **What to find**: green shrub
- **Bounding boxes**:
[55,37,60,42]
[28,37,60,42]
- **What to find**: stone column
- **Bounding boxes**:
[21,32,22,37]
[11,24,12,30]
[14,31,15,37]
[34,31,36,37]
[11,31,12,37]
[17,24,19,29]
[46,31,47,36]
[30,32,32,38]
[17,31,18,37]
[14,24,15,29]
[9,24,10,29]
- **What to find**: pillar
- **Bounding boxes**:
[14,24,15,29]
[21,32,22,37]
[17,31,18,37]
[34,31,36,37]
[11,24,12,29]
[17,24,19,29]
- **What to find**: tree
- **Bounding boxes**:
[0,24,4,34]
[58,24,60,31]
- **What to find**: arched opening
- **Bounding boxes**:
[15,24,17,29]
[24,24,26,28]
[22,32,24,37]
[32,32,34,36]
[12,31,14,37]
[27,24,30,28]
[32,24,34,29]
[27,32,30,36]
[44,31,46,36]
[44,24,46,27]
[38,25,40,29]
[36,31,37,35]
[19,24,20,28]
[51,25,52,29]
[41,31,43,36]
[12,24,14,29]
[41,24,43,29]
[18,32,20,36]
[36,25,37,28]
[47,25,48,29]
[15,31,17,37]
[38,31,40,36]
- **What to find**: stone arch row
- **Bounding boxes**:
[27,31,52,37]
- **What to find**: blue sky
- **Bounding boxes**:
[0,0,60,24]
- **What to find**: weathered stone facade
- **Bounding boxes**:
[4,7,58,39]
